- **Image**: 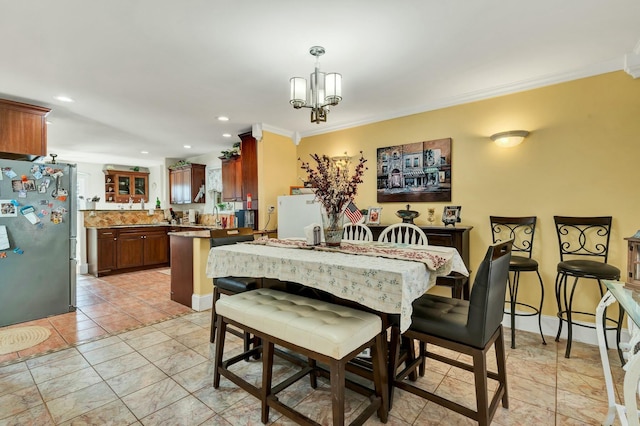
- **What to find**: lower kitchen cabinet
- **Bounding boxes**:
[87,226,169,277]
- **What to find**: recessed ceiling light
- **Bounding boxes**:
[217,116,229,121]
[222,133,231,138]
[184,145,191,149]
[54,95,74,102]
[141,151,149,154]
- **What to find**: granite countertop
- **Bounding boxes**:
[86,224,219,229]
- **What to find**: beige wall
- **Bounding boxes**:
[285,71,640,317]
[257,131,299,229]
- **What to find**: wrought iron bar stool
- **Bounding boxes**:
[490,216,546,348]
[553,216,622,359]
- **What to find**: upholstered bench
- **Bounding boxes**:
[213,288,389,425]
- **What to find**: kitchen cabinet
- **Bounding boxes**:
[220,132,258,202]
[0,99,50,158]
[169,163,206,204]
[221,156,241,201]
[87,226,169,276]
[104,171,148,203]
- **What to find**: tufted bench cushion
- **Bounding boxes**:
[216,288,382,359]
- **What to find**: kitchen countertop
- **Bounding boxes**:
[168,230,212,238]
[86,224,217,229]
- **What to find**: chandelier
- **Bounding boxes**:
[289,46,342,124]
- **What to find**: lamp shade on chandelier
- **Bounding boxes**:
[290,46,342,124]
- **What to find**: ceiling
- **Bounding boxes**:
[1,1,639,167]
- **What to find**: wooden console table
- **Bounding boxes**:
[368,225,473,299]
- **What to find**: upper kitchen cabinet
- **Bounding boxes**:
[104,169,149,203]
[0,99,50,159]
[169,163,206,204]
[221,132,257,202]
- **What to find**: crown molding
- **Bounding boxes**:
[299,58,624,138]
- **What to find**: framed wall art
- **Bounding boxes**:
[376,138,452,203]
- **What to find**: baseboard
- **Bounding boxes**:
[191,292,213,312]
[502,310,630,347]
[77,262,89,275]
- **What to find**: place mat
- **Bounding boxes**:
[248,238,453,272]
[0,326,51,355]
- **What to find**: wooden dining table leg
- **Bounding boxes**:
[388,324,400,411]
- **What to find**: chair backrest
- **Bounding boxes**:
[210,233,255,248]
[467,240,513,347]
[553,216,613,262]
[489,216,537,258]
[342,223,373,241]
[377,223,428,245]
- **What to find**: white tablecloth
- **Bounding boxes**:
[206,242,468,332]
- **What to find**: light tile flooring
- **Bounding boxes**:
[0,269,192,365]
[0,270,628,425]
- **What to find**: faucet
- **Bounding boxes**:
[140,198,145,210]
[128,196,133,209]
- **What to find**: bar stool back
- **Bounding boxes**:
[490,216,546,348]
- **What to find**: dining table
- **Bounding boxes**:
[205,237,469,407]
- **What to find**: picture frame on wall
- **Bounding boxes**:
[367,206,382,225]
[442,205,461,226]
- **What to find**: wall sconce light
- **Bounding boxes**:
[490,130,529,148]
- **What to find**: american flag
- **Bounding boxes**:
[344,201,363,224]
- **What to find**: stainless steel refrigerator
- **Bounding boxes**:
[0,158,77,327]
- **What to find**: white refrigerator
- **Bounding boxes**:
[277,194,323,239]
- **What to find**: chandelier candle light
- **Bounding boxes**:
[300,152,367,246]
[290,46,342,124]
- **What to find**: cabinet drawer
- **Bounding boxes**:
[97,229,117,238]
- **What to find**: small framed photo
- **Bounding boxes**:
[442,205,461,226]
[366,206,382,225]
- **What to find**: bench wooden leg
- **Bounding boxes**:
[330,358,346,426]
[261,340,275,424]
[213,315,226,388]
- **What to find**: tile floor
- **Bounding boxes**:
[0,269,192,365]
[0,270,628,425]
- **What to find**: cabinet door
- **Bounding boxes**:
[133,175,147,201]
[222,157,241,201]
[97,232,117,272]
[116,232,145,268]
[144,231,169,265]
[0,100,50,156]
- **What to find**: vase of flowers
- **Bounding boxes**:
[300,152,367,246]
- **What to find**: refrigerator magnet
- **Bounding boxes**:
[2,168,17,179]
[13,247,24,255]
[0,252,6,258]
[51,211,63,224]
[0,200,17,217]
[20,206,40,225]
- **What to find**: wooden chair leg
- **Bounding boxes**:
[473,349,489,426]
[372,334,389,423]
[210,288,221,343]
[495,326,509,408]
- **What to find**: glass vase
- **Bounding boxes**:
[321,207,344,247]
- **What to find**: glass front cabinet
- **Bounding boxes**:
[105,171,149,203]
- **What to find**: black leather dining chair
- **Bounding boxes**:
[394,240,512,426]
[490,216,546,348]
[553,216,622,360]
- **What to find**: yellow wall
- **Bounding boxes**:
[289,71,640,317]
[257,130,298,229]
